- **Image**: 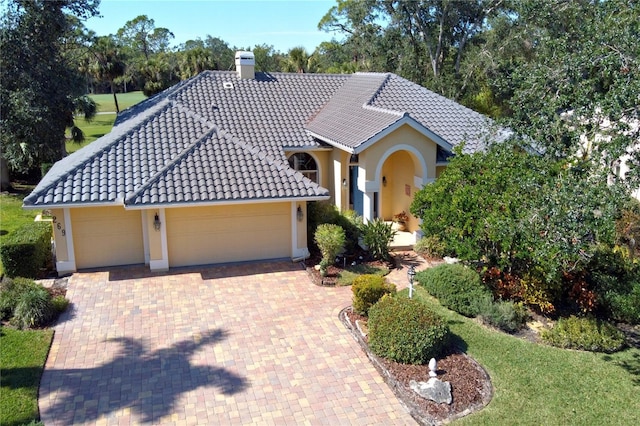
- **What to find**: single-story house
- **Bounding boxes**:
[24,51,501,274]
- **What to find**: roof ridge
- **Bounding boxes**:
[362,73,403,117]
[124,125,220,205]
[24,99,173,206]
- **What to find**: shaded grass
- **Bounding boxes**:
[405,286,640,425]
[337,264,389,286]
[0,193,38,276]
[89,91,146,113]
[67,113,116,153]
[0,327,54,426]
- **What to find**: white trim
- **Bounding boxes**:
[292,247,310,259]
[284,146,333,152]
[55,261,76,276]
[141,210,150,265]
[374,144,429,188]
[333,158,343,210]
[124,195,330,210]
[149,259,169,271]
[306,130,355,154]
[414,175,423,189]
[291,202,298,259]
[23,201,122,210]
[62,208,76,273]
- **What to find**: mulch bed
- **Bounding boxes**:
[342,308,493,426]
[304,250,395,286]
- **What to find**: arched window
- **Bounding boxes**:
[288,152,318,183]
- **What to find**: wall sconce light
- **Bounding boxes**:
[153,212,161,231]
[382,176,387,186]
[342,178,348,187]
[297,205,304,222]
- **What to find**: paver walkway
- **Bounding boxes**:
[39,255,428,425]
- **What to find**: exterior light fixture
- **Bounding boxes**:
[382,176,387,186]
[407,265,416,299]
[342,178,348,187]
[153,212,161,231]
[297,205,304,222]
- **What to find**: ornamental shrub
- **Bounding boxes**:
[0,221,52,278]
[603,282,640,324]
[351,274,396,315]
[542,316,626,353]
[12,284,54,329]
[51,295,70,314]
[368,295,450,364]
[0,277,41,320]
[414,235,446,259]
[475,296,529,333]
[417,263,491,317]
[361,218,395,260]
[314,223,345,267]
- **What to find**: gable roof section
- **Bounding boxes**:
[24,70,500,209]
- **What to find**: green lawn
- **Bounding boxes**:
[89,91,146,113]
[0,327,54,425]
[67,113,117,153]
[406,286,640,425]
[0,192,38,276]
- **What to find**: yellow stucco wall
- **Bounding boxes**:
[71,207,144,269]
[166,202,291,267]
[50,208,69,262]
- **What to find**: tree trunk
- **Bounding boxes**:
[111,81,120,113]
[0,155,11,191]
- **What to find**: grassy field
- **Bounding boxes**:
[0,327,54,425]
[0,192,39,276]
[89,91,146,113]
[67,113,117,153]
[405,286,640,425]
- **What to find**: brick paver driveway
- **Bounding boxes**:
[40,261,415,425]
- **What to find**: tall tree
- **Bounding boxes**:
[89,35,126,112]
[0,0,99,184]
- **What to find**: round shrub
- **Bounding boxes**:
[314,223,346,266]
[414,235,446,259]
[368,295,450,364]
[542,316,626,353]
[417,263,491,317]
[352,274,396,316]
[51,295,70,314]
[12,285,54,329]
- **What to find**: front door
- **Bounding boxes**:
[349,166,363,215]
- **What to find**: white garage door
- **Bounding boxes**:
[167,203,291,267]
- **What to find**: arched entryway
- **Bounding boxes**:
[375,145,427,233]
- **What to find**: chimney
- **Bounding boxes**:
[235,51,255,79]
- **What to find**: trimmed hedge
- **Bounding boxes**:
[351,274,396,315]
[542,316,626,353]
[0,222,52,278]
[417,263,491,317]
[368,295,450,364]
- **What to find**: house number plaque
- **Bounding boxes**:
[52,216,66,236]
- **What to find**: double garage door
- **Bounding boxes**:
[166,203,291,267]
[70,204,291,269]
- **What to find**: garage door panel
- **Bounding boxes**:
[167,204,291,267]
[72,207,144,269]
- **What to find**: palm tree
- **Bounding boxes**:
[89,36,126,112]
[281,47,317,73]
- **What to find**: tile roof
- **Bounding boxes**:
[24,70,499,208]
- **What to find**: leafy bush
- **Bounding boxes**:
[351,274,396,315]
[603,282,640,324]
[368,295,450,364]
[307,202,361,252]
[51,295,70,314]
[542,316,626,353]
[0,277,41,320]
[476,297,529,333]
[337,264,389,286]
[0,222,52,278]
[417,263,491,317]
[314,223,345,268]
[414,235,446,259]
[12,285,54,329]
[361,218,395,260]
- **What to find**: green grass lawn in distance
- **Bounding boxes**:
[89,91,146,113]
[67,113,117,153]
[0,327,54,425]
[0,192,38,276]
[405,286,640,425]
